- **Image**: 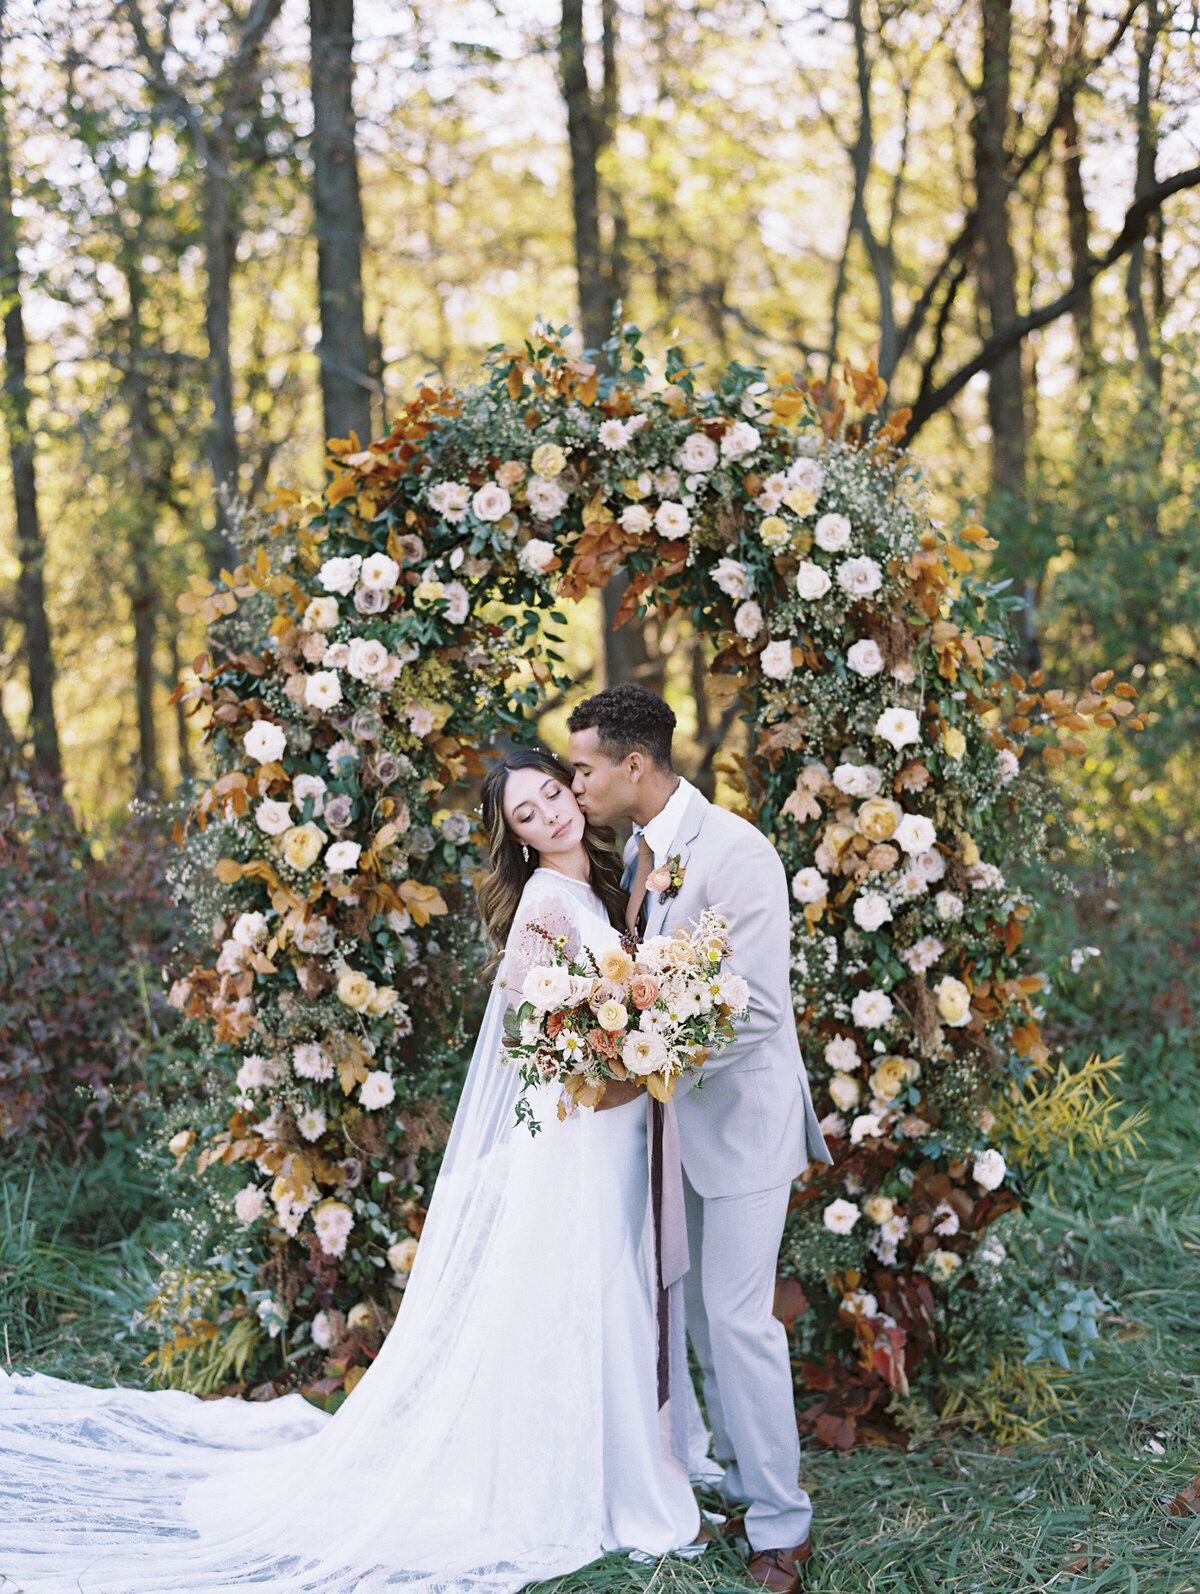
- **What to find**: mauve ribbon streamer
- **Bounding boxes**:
[648,1094,691,1464]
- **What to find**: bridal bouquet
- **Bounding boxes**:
[502,908,750,1122]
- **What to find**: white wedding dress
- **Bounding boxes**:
[0,870,705,1592]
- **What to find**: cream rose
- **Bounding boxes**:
[282,822,325,871]
[852,892,893,933]
[761,639,795,680]
[934,975,972,1027]
[828,1073,861,1111]
[598,946,634,983]
[814,513,851,552]
[679,432,719,472]
[255,798,293,837]
[595,1000,629,1033]
[336,969,376,1010]
[303,596,340,631]
[847,639,885,677]
[864,1194,895,1225]
[472,483,512,522]
[895,813,937,855]
[244,719,287,765]
[875,707,921,750]
[527,477,569,519]
[655,501,691,537]
[823,1198,860,1234]
[734,600,763,639]
[791,867,828,904]
[870,1055,916,1101]
[712,557,752,599]
[973,1149,1006,1191]
[531,443,567,477]
[623,1030,669,1076]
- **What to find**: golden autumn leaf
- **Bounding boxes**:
[397,880,449,926]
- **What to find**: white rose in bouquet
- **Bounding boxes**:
[347,638,389,679]
[734,600,763,639]
[305,670,342,709]
[719,420,760,459]
[847,640,885,677]
[622,1030,670,1076]
[318,555,362,595]
[655,501,691,537]
[833,762,883,797]
[303,596,340,631]
[761,639,795,680]
[360,1071,396,1110]
[852,892,893,932]
[875,707,921,750]
[851,988,894,1028]
[837,556,883,597]
[518,537,557,575]
[255,798,293,836]
[791,867,828,904]
[823,1198,860,1234]
[814,513,851,552]
[934,975,972,1027]
[679,432,719,472]
[527,477,569,519]
[973,1149,1006,1190]
[472,483,512,521]
[828,1073,861,1111]
[895,813,937,855]
[523,964,574,1010]
[713,557,752,599]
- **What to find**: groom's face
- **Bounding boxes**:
[567,727,637,827]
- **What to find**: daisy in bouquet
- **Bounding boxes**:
[502,907,750,1125]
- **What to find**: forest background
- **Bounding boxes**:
[2,0,1200,1585]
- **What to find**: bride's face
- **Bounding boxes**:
[502,767,586,861]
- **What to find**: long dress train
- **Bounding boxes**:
[0,870,701,1592]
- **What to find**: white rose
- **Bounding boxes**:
[292,774,327,816]
[346,638,389,680]
[679,432,719,472]
[304,669,342,709]
[875,707,921,750]
[828,1073,861,1111]
[655,501,691,537]
[825,1035,860,1070]
[847,640,885,677]
[620,503,653,535]
[325,840,362,873]
[521,478,564,520]
[915,849,946,883]
[850,1111,885,1144]
[360,1071,396,1110]
[244,719,287,765]
[231,911,268,948]
[761,640,795,680]
[713,558,752,600]
[852,892,893,933]
[255,798,293,836]
[895,814,937,855]
[823,1198,860,1234]
[318,555,362,595]
[518,538,557,575]
[734,601,763,639]
[791,867,828,904]
[358,552,399,590]
[472,483,512,522]
[622,1030,669,1076]
[935,891,964,921]
[973,1149,1006,1190]
[796,561,832,600]
[837,556,883,597]
[302,596,340,631]
[720,420,761,459]
[522,964,574,1010]
[851,988,895,1028]
[814,513,851,552]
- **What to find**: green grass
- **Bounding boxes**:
[5,1056,1199,1592]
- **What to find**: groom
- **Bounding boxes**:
[567,684,831,1592]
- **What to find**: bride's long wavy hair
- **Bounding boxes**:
[477,748,628,951]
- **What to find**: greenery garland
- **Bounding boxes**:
[161,326,1142,1427]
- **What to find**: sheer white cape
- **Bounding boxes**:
[0,871,714,1593]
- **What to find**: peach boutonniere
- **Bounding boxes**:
[647,853,686,900]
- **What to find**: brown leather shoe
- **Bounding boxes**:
[746,1538,813,1592]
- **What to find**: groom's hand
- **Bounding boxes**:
[594,1078,644,1112]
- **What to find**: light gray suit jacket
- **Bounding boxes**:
[624,787,831,1198]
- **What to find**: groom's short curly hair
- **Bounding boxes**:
[568,684,676,770]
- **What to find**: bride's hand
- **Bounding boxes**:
[594,1078,644,1112]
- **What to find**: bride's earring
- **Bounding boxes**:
[522,844,530,864]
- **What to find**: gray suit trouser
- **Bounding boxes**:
[681,1171,813,1552]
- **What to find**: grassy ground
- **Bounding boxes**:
[5,911,1200,1593]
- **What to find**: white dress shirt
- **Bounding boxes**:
[633,775,699,868]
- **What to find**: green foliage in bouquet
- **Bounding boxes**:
[162,325,1142,1421]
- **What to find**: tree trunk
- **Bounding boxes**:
[1061,0,1093,372]
[1126,0,1162,396]
[560,0,616,356]
[309,0,372,447]
[0,4,61,785]
[974,0,1026,498]
[203,129,240,574]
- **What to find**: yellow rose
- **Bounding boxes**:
[336,969,376,1010]
[783,485,817,517]
[282,822,326,871]
[869,1055,914,1101]
[934,976,972,1027]
[828,1073,860,1111]
[858,797,902,843]
[759,515,791,549]
[595,1000,629,1033]
[943,725,967,761]
[346,1302,373,1329]
[531,443,567,478]
[864,1194,895,1225]
[961,834,981,868]
[366,985,398,1016]
[414,579,445,608]
[598,946,634,983]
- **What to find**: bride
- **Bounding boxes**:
[0,749,710,1592]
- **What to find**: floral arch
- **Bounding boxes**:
[166,327,1140,1432]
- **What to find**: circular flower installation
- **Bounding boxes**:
[169,328,1141,1424]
